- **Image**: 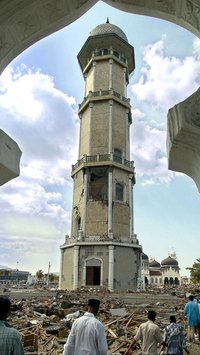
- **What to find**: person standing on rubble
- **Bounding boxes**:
[163,315,189,355]
[124,310,164,355]
[62,298,108,355]
[0,297,24,355]
[184,294,200,341]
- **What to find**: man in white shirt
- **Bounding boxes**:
[63,298,108,355]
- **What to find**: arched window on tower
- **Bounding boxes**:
[116,182,124,201]
[113,50,119,58]
[102,48,109,55]
[77,216,81,231]
[114,148,122,164]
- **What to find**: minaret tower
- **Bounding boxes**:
[60,21,142,291]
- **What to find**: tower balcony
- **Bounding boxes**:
[71,153,135,176]
[78,89,131,115]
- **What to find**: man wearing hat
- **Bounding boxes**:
[63,298,108,355]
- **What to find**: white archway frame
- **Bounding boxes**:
[1,0,200,190]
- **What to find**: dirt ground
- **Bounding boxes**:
[186,341,200,355]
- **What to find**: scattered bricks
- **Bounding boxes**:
[60,300,72,309]
[49,314,59,322]
[58,326,69,338]
[21,332,38,350]
[45,325,61,336]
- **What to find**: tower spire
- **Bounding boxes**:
[106,17,109,23]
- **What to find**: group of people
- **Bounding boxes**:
[0,294,200,355]
[62,295,198,355]
[62,294,200,355]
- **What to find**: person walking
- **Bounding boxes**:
[0,297,24,355]
[184,294,200,341]
[63,298,108,355]
[124,310,164,355]
[163,315,189,355]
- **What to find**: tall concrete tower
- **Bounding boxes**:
[60,21,142,292]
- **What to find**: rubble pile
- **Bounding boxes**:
[3,286,200,354]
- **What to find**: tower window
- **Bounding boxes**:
[102,48,109,55]
[114,148,122,164]
[89,167,108,201]
[77,217,81,231]
[113,50,119,58]
[116,182,123,201]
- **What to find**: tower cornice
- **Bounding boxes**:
[78,89,131,114]
[60,241,142,250]
[71,155,135,177]
[82,53,129,76]
[77,33,135,74]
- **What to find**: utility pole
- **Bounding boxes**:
[47,261,51,286]
[16,261,19,286]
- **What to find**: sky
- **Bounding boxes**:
[1,1,200,276]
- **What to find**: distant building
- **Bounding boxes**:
[0,265,29,283]
[10,269,29,283]
[141,251,181,289]
[0,265,12,282]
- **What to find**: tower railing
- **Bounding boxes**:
[72,153,134,172]
[93,49,127,65]
[79,89,130,110]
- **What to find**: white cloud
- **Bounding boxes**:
[131,112,174,184]
[193,37,200,58]
[131,37,200,110]
[129,37,200,185]
[0,65,77,271]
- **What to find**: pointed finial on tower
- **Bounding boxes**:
[106,17,109,23]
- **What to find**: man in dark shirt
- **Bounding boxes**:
[0,297,24,355]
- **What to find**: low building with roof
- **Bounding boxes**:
[0,265,30,284]
[0,265,12,282]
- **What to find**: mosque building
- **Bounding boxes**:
[141,250,181,288]
[59,20,142,292]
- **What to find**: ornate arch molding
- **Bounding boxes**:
[105,0,200,38]
[0,0,200,75]
[167,88,200,192]
[0,0,200,190]
[0,0,97,75]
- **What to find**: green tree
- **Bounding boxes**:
[48,273,59,282]
[49,273,55,282]
[36,269,44,280]
[187,258,200,284]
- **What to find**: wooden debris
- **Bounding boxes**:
[1,285,199,354]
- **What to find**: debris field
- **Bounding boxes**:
[2,286,200,354]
